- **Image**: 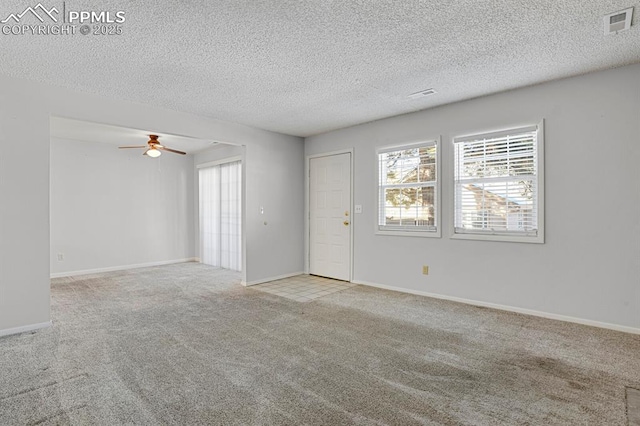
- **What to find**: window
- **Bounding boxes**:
[378,140,439,236]
[199,160,242,270]
[453,123,544,243]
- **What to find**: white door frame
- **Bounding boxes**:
[305,148,354,282]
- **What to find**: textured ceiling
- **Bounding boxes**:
[1,0,639,137]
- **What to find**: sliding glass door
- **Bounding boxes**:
[199,160,242,271]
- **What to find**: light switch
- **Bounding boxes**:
[355,205,363,214]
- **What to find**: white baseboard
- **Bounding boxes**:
[50,258,198,279]
[242,271,304,287]
[0,321,52,338]
[352,280,640,335]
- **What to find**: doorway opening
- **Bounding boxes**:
[49,117,217,279]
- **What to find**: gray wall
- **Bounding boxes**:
[50,137,195,276]
[0,74,305,334]
[305,63,640,330]
[244,138,305,283]
[0,81,50,332]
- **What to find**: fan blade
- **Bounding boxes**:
[159,146,186,155]
[119,146,147,149]
[143,149,149,156]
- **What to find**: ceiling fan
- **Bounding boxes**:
[118,134,186,157]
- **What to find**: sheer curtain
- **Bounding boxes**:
[199,160,241,271]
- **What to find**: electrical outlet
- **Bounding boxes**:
[422,265,429,275]
[57,253,64,261]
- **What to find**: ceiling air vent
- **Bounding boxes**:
[408,89,437,99]
[604,7,633,35]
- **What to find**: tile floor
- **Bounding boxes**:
[251,274,357,302]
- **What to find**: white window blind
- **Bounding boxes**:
[378,142,438,232]
[454,125,540,238]
[199,160,242,271]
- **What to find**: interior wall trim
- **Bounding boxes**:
[352,280,640,335]
[0,321,52,338]
[50,258,198,279]
[242,271,305,287]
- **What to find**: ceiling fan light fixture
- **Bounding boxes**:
[119,134,185,156]
[147,147,161,158]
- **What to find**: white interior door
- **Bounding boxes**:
[309,153,351,281]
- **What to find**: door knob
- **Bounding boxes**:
[343,220,350,226]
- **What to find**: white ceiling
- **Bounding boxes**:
[2,0,640,137]
[50,117,219,154]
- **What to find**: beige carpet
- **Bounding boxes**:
[628,388,640,426]
[0,263,638,425]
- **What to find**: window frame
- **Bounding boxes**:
[450,121,544,244]
[376,138,441,238]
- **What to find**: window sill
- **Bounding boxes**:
[376,229,441,238]
[450,232,544,244]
